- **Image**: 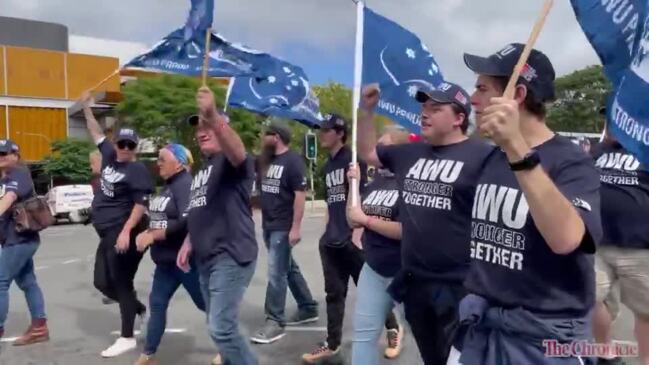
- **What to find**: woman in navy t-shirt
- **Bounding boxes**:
[347,126,409,364]
[0,140,48,346]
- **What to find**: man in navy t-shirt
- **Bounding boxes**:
[177,87,258,365]
[456,44,602,365]
[357,81,493,364]
[250,121,318,345]
[591,124,649,365]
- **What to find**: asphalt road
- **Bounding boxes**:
[0,212,640,365]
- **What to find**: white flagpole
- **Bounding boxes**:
[223,77,235,113]
[351,0,364,207]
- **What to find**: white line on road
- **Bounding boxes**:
[35,266,50,271]
[62,259,81,265]
[285,326,327,332]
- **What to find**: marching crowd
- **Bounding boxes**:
[0,42,646,365]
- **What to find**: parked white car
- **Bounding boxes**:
[46,185,94,223]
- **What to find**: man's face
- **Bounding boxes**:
[115,140,137,162]
[419,101,463,143]
[195,123,221,155]
[319,128,342,149]
[0,152,18,169]
[262,132,279,150]
[471,75,504,125]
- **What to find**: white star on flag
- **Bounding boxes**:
[268,76,276,83]
[270,98,278,104]
[283,67,292,74]
[431,63,439,74]
[291,80,299,86]
[286,86,292,90]
[407,85,418,97]
[406,48,416,59]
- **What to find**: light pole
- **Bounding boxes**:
[16,132,54,190]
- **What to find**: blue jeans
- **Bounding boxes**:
[144,264,205,355]
[200,254,257,365]
[352,264,397,365]
[263,230,317,326]
[0,242,46,329]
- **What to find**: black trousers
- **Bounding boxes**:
[94,224,146,338]
[403,278,466,365]
[319,240,398,350]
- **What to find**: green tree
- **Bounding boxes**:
[547,65,611,133]
[42,139,96,184]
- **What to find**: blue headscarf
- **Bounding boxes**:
[164,143,194,166]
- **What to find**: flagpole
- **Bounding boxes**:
[202,28,212,86]
[351,0,365,207]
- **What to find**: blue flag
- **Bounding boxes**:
[572,0,649,165]
[228,61,322,128]
[125,0,273,78]
[361,6,445,134]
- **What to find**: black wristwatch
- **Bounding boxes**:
[509,150,540,171]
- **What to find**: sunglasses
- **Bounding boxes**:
[117,141,137,151]
[0,152,9,157]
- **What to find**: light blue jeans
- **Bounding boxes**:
[351,264,397,365]
[0,242,46,330]
[199,253,258,365]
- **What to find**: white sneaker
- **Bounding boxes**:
[101,337,137,358]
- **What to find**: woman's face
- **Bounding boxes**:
[157,149,182,180]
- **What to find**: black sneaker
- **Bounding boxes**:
[286,310,319,326]
[597,357,625,365]
[250,321,286,344]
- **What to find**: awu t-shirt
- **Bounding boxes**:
[377,139,494,283]
[592,142,649,249]
[322,146,367,247]
[465,135,602,317]
[0,166,39,246]
[91,139,154,230]
[260,151,307,232]
[149,170,192,266]
[187,154,258,267]
[361,171,401,278]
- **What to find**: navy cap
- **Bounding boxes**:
[266,120,292,144]
[463,43,556,102]
[320,113,348,131]
[0,139,19,153]
[415,81,472,116]
[115,128,139,144]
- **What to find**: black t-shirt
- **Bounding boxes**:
[464,135,602,317]
[91,139,154,230]
[187,154,258,266]
[260,151,307,231]
[0,167,39,246]
[593,142,649,249]
[148,170,192,266]
[361,170,401,278]
[322,146,367,247]
[377,139,494,283]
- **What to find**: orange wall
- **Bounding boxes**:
[8,106,66,161]
[0,47,5,95]
[67,53,120,100]
[6,47,66,99]
[0,106,6,139]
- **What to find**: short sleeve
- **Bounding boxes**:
[553,156,603,253]
[5,168,34,200]
[128,162,154,205]
[288,156,308,192]
[97,138,116,165]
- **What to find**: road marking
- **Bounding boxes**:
[62,259,81,265]
[35,266,50,271]
[110,328,186,336]
[0,337,19,343]
[285,326,327,332]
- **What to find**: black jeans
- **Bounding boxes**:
[403,278,466,365]
[94,224,146,338]
[319,240,398,350]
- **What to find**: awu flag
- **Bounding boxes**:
[125,0,272,78]
[228,61,323,128]
[570,0,644,85]
[572,0,649,165]
[361,6,445,134]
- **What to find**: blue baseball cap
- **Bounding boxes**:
[463,43,556,102]
[416,81,472,116]
[115,128,139,144]
[0,139,19,153]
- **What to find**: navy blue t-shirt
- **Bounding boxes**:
[91,139,154,230]
[465,135,602,317]
[377,139,494,283]
[593,142,649,249]
[361,170,401,278]
[187,153,258,266]
[260,151,307,232]
[322,146,367,247]
[148,170,192,266]
[0,167,39,246]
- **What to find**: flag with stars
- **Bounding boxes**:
[361,6,445,134]
[124,0,276,78]
[227,59,323,128]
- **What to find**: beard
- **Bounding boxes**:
[258,144,276,177]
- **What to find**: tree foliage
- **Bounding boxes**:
[42,139,96,184]
[547,65,611,133]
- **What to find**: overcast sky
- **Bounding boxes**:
[2,0,601,92]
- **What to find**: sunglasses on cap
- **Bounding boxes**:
[117,140,137,151]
